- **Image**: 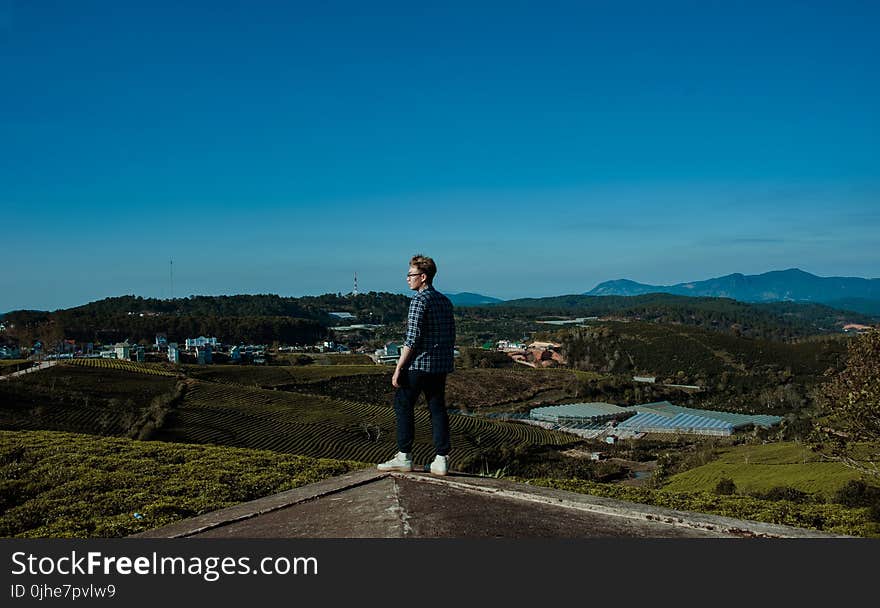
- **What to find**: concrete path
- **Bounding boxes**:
[131,469,849,539]
[0,360,55,380]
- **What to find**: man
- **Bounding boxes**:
[378,254,456,475]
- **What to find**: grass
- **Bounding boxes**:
[61,358,179,376]
[0,365,181,437]
[0,430,369,538]
[661,442,869,499]
[282,366,592,414]
[569,369,608,382]
[520,476,879,538]
[275,353,376,365]
[0,364,578,469]
[183,363,387,386]
[153,378,578,469]
[0,359,28,368]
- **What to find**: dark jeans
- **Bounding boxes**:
[393,370,450,456]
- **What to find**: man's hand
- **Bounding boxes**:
[393,346,414,388]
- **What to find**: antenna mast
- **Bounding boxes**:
[170,258,174,300]
[353,272,358,296]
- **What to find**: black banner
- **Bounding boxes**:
[1,538,876,606]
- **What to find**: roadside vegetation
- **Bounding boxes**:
[0,430,367,538]
[521,476,879,538]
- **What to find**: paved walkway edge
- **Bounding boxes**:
[399,473,853,538]
[130,468,387,538]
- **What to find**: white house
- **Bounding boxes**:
[185,336,219,349]
[114,342,131,360]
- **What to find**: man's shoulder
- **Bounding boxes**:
[422,287,453,305]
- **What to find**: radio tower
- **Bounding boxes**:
[170,258,174,300]
[353,272,358,296]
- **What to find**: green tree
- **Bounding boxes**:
[817,329,880,477]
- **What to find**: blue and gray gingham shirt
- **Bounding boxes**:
[403,285,456,373]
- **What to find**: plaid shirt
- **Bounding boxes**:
[403,285,456,373]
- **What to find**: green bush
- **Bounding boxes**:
[833,480,880,507]
[752,486,814,504]
[715,477,737,495]
[521,477,879,537]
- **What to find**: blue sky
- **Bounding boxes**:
[2,0,878,312]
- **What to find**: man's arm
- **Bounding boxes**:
[392,345,415,388]
[394,295,425,387]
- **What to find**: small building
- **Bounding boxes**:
[114,342,131,361]
[230,345,241,362]
[373,342,401,365]
[0,345,21,359]
[155,333,168,349]
[530,402,632,425]
[185,336,219,350]
[196,345,213,365]
[528,341,562,350]
[135,346,145,362]
[167,343,179,364]
[633,376,656,383]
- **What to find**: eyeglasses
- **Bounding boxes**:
[406,272,424,278]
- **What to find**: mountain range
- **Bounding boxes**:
[445,292,505,306]
[584,269,880,315]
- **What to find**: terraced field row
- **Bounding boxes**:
[154,379,578,468]
[0,403,135,436]
[184,364,387,388]
[62,358,179,376]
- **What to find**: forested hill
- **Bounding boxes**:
[3,293,412,346]
[5,291,875,346]
[482,293,876,340]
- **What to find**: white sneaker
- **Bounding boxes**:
[377,452,413,472]
[429,455,448,476]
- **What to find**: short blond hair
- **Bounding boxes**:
[410,254,437,282]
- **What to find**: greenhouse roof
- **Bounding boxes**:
[618,412,734,433]
[530,402,627,420]
[623,402,783,429]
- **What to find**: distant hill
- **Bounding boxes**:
[481,293,875,340]
[586,269,880,315]
[447,292,505,306]
[1,293,413,346]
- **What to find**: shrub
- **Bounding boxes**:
[715,477,737,495]
[833,480,880,508]
[753,486,814,504]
